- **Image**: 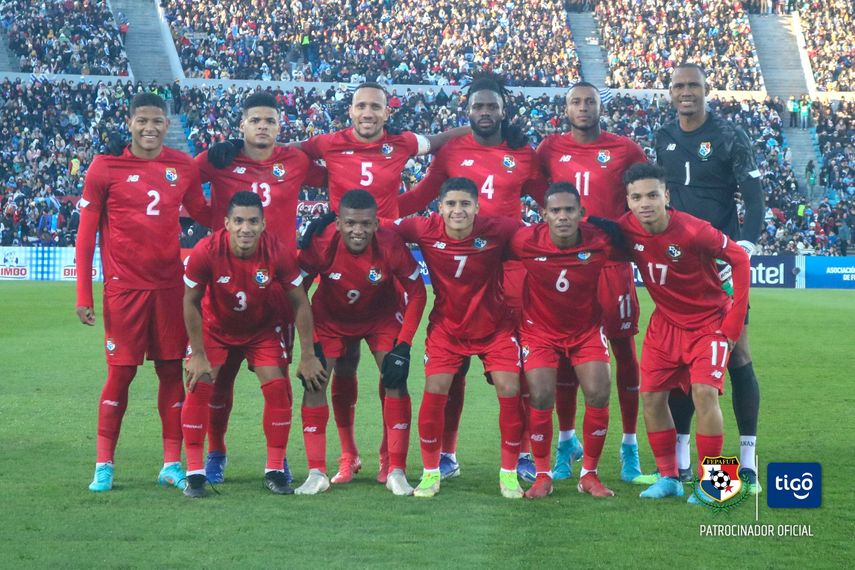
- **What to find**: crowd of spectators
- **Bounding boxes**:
[798,1,853,92]
[0,0,130,76]
[813,99,854,204]
[165,0,580,87]
[594,0,764,90]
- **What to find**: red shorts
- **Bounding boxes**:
[102,284,186,365]
[640,311,730,395]
[315,314,400,358]
[502,260,525,321]
[424,320,520,376]
[203,325,288,368]
[521,325,610,370]
[597,262,639,338]
[269,283,295,363]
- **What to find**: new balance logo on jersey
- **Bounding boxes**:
[534,257,547,261]
[328,272,342,280]
[216,276,231,283]
[126,175,140,182]
[666,144,677,151]
[433,241,447,249]
[634,243,645,252]
[460,159,474,166]
[232,166,247,174]
[340,150,354,155]
[559,155,572,162]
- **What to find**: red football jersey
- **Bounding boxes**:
[509,222,616,335]
[397,134,547,218]
[537,131,647,220]
[618,209,750,341]
[197,146,326,251]
[301,128,424,217]
[76,146,210,305]
[299,224,427,344]
[392,214,518,339]
[184,228,303,343]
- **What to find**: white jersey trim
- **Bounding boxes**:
[415,134,431,156]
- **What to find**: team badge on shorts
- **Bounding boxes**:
[666,244,682,260]
[597,150,611,164]
[691,456,748,510]
[381,143,394,156]
[577,251,591,262]
[255,268,270,287]
[698,142,712,160]
[502,155,516,170]
[164,167,178,183]
[521,345,530,362]
[473,237,487,249]
[105,338,116,352]
[272,163,286,178]
[367,268,383,283]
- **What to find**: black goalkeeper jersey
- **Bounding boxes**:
[655,114,761,240]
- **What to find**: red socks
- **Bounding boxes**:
[261,378,292,470]
[95,365,136,463]
[648,428,678,478]
[696,433,724,479]
[207,355,240,454]
[442,373,466,453]
[331,374,358,457]
[418,392,448,470]
[528,406,553,474]
[518,373,531,454]
[555,359,578,431]
[384,396,411,471]
[611,337,640,435]
[301,404,329,472]
[182,382,213,472]
[498,396,523,471]
[155,361,184,464]
[582,405,609,472]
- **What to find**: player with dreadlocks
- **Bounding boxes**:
[398,74,548,486]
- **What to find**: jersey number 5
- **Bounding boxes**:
[360,162,373,187]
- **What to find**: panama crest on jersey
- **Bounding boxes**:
[255,268,270,287]
[164,167,178,182]
[367,268,383,283]
[381,143,394,156]
[597,150,611,164]
[577,251,591,262]
[502,155,516,170]
[698,142,712,160]
[272,163,286,178]
[666,244,682,260]
[473,237,487,249]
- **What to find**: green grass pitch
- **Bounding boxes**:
[1,282,853,567]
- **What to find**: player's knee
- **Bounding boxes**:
[585,388,610,409]
[642,392,668,415]
[690,384,721,413]
[528,389,554,410]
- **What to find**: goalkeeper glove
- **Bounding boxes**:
[207,139,244,169]
[381,342,411,390]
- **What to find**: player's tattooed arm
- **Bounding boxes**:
[183,284,213,390]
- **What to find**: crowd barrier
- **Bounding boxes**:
[1,247,852,290]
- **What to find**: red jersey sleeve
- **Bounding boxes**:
[702,228,750,342]
[625,138,649,166]
[522,156,548,206]
[401,131,421,156]
[299,134,329,161]
[389,216,428,243]
[183,238,213,290]
[275,248,305,291]
[75,156,109,307]
[194,152,215,184]
[304,157,328,187]
[388,237,427,345]
[535,136,553,179]
[181,163,211,227]
[397,149,447,216]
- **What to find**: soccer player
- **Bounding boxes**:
[397,75,547,482]
[392,177,525,499]
[181,191,326,498]
[537,82,649,483]
[295,189,427,496]
[195,91,327,484]
[655,63,764,491]
[617,163,750,503]
[510,183,621,499]
[76,92,211,492]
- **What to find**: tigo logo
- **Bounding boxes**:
[767,463,821,508]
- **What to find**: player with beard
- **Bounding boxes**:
[397,75,547,483]
[537,82,649,483]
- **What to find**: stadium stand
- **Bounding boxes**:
[798,0,853,92]
[593,0,765,90]
[813,99,854,205]
[164,0,581,86]
[0,0,130,76]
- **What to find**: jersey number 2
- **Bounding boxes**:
[146,190,160,216]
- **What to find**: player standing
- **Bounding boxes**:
[397,75,547,482]
[537,82,649,483]
[392,177,525,499]
[181,191,326,498]
[655,64,764,491]
[195,91,327,484]
[510,183,620,499]
[295,189,427,496]
[76,93,211,492]
[617,164,750,503]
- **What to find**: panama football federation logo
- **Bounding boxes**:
[502,155,516,170]
[698,142,712,160]
[597,150,611,164]
[521,345,530,362]
[381,143,394,156]
[255,268,270,287]
[106,338,116,352]
[666,244,682,260]
[367,268,383,283]
[691,455,750,511]
[164,167,178,183]
[272,163,286,178]
[577,251,591,262]
[473,237,487,249]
